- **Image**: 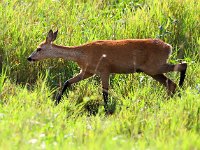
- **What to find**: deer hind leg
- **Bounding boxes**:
[156,63,187,87]
[56,71,93,105]
[150,74,177,95]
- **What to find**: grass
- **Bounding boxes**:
[0,0,200,149]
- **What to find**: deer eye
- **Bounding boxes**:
[37,48,42,52]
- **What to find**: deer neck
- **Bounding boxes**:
[52,44,85,62]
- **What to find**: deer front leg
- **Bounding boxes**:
[56,71,93,105]
[100,73,110,114]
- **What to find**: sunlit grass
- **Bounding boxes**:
[0,0,200,149]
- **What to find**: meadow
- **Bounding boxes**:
[0,0,200,149]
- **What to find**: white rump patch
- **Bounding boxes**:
[166,43,173,56]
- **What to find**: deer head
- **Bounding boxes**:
[27,29,58,61]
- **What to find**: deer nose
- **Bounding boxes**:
[27,57,32,61]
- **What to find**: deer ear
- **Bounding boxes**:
[52,30,58,42]
[46,29,54,43]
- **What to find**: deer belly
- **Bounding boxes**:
[110,63,136,73]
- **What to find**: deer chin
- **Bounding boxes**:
[30,59,38,63]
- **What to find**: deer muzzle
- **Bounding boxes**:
[27,57,36,62]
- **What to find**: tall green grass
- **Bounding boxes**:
[0,0,199,83]
[0,0,200,149]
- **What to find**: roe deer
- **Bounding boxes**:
[27,30,187,114]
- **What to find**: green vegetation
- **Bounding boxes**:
[0,0,200,149]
